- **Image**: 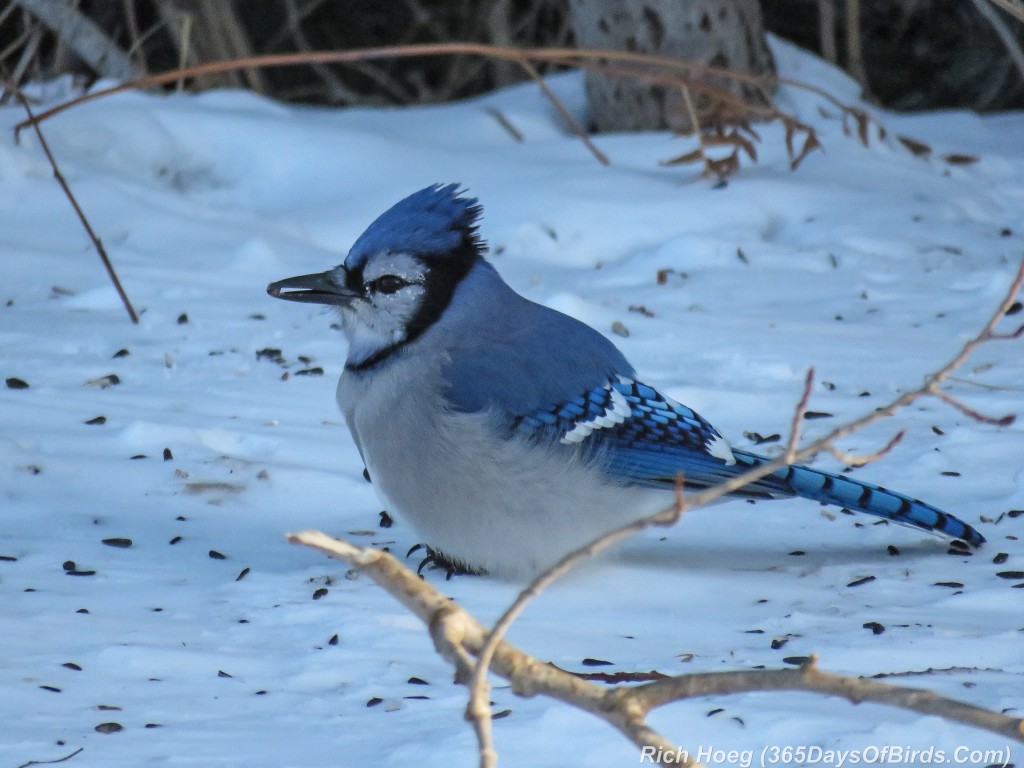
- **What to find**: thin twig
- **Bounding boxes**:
[682,255,1024,513]
[121,0,143,68]
[785,367,815,462]
[15,747,84,768]
[484,106,524,141]
[928,386,1015,426]
[514,56,608,165]
[10,45,716,128]
[0,24,41,104]
[282,0,360,104]
[466,489,683,767]
[11,87,139,324]
[679,83,701,135]
[13,42,877,157]
[10,41,897,176]
[944,375,1023,392]
[827,429,904,467]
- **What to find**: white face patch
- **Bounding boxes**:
[340,251,429,364]
[559,385,632,445]
[362,252,425,286]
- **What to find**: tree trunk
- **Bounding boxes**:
[567,0,775,132]
[15,0,139,81]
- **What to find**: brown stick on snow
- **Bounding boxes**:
[12,88,140,324]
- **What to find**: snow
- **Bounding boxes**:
[2,37,1022,767]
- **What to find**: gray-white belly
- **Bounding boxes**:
[336,358,667,578]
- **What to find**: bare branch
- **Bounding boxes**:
[927,386,1015,426]
[827,429,905,467]
[288,531,1024,764]
[282,0,362,104]
[785,367,815,462]
[679,83,700,135]
[682,254,1024,513]
[513,55,609,165]
[10,87,139,324]
[287,531,691,766]
[624,655,1024,742]
[484,106,524,142]
[986,321,1024,341]
[466,489,683,767]
[13,42,865,155]
[0,24,43,104]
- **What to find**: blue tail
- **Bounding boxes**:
[731,449,985,547]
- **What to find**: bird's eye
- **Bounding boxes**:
[369,275,407,295]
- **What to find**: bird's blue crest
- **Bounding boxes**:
[345,184,482,268]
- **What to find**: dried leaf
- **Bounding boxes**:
[661,148,704,166]
[733,131,757,162]
[791,132,822,170]
[783,119,796,158]
[704,153,740,179]
[854,110,869,146]
[701,134,741,148]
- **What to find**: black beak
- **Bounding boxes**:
[267,270,357,306]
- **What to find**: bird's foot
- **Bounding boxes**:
[406,543,485,580]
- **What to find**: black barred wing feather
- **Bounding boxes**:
[511,377,740,489]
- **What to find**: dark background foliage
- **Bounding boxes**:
[2,0,1022,111]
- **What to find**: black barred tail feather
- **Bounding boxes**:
[730,449,985,547]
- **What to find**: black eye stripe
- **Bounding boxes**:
[346,237,480,373]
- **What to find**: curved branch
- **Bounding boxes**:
[286,531,690,766]
[288,531,1024,768]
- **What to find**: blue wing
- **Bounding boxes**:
[512,376,740,489]
[513,377,985,547]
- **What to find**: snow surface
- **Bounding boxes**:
[2,38,1022,768]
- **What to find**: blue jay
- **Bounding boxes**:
[268,184,984,578]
